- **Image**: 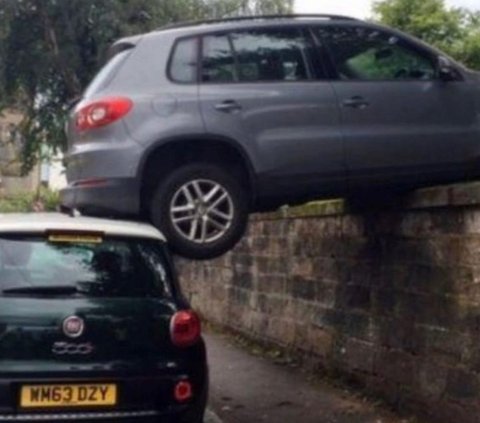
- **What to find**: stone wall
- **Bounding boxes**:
[177,183,480,423]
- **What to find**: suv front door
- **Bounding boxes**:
[315,24,478,189]
[199,27,345,204]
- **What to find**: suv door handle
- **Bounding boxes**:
[342,96,369,109]
[214,100,242,113]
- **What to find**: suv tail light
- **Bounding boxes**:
[75,97,132,131]
[170,310,201,347]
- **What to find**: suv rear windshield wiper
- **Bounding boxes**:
[2,285,81,296]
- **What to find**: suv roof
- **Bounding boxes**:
[158,14,358,32]
[0,213,166,241]
[112,14,362,50]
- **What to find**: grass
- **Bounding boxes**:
[0,188,60,213]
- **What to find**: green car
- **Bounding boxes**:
[0,213,208,422]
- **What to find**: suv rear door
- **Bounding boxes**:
[315,24,478,189]
[197,26,345,202]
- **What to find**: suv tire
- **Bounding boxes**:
[150,163,248,260]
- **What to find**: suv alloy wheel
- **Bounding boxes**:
[150,163,249,259]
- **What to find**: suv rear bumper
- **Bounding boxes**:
[60,178,140,217]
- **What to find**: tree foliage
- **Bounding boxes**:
[373,0,480,70]
[0,0,293,173]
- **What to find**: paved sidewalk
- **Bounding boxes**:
[205,332,413,423]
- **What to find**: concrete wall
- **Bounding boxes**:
[178,183,480,423]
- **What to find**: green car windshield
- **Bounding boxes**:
[0,234,173,298]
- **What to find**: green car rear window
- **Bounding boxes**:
[0,235,173,298]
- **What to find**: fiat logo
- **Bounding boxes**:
[62,316,85,338]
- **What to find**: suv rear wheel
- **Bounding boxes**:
[150,163,248,259]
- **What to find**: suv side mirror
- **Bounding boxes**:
[438,56,459,81]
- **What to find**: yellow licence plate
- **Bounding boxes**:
[20,384,117,408]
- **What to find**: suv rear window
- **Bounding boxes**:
[0,235,173,298]
[84,48,133,98]
[170,37,199,83]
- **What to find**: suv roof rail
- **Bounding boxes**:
[158,14,358,31]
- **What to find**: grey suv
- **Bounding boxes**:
[61,14,480,259]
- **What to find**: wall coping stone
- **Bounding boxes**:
[253,182,480,221]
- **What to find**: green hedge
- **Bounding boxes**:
[0,189,60,213]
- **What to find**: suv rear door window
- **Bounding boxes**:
[317,26,436,81]
[200,28,313,83]
[0,235,173,298]
[230,28,311,82]
[170,37,199,83]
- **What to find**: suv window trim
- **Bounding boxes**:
[313,23,444,83]
[199,25,322,85]
[306,26,334,80]
[227,33,241,82]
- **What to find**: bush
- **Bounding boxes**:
[0,189,60,213]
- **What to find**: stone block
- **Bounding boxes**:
[342,312,373,342]
[343,337,376,373]
[257,256,289,275]
[312,258,351,284]
[232,270,253,290]
[335,284,372,311]
[314,281,337,307]
[420,327,469,364]
[287,276,316,300]
[374,350,415,386]
[307,326,334,358]
[268,318,296,345]
[257,274,286,294]
[396,292,454,327]
[250,311,268,334]
[372,288,398,316]
[415,361,447,401]
[446,368,480,400]
[375,317,424,355]
[313,307,345,330]
[228,287,250,306]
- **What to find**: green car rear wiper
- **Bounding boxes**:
[2,285,80,296]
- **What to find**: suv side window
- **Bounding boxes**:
[316,26,436,81]
[170,37,198,83]
[230,28,311,82]
[202,34,236,83]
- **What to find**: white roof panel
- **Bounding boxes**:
[0,213,166,242]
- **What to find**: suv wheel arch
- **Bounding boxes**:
[138,135,257,216]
